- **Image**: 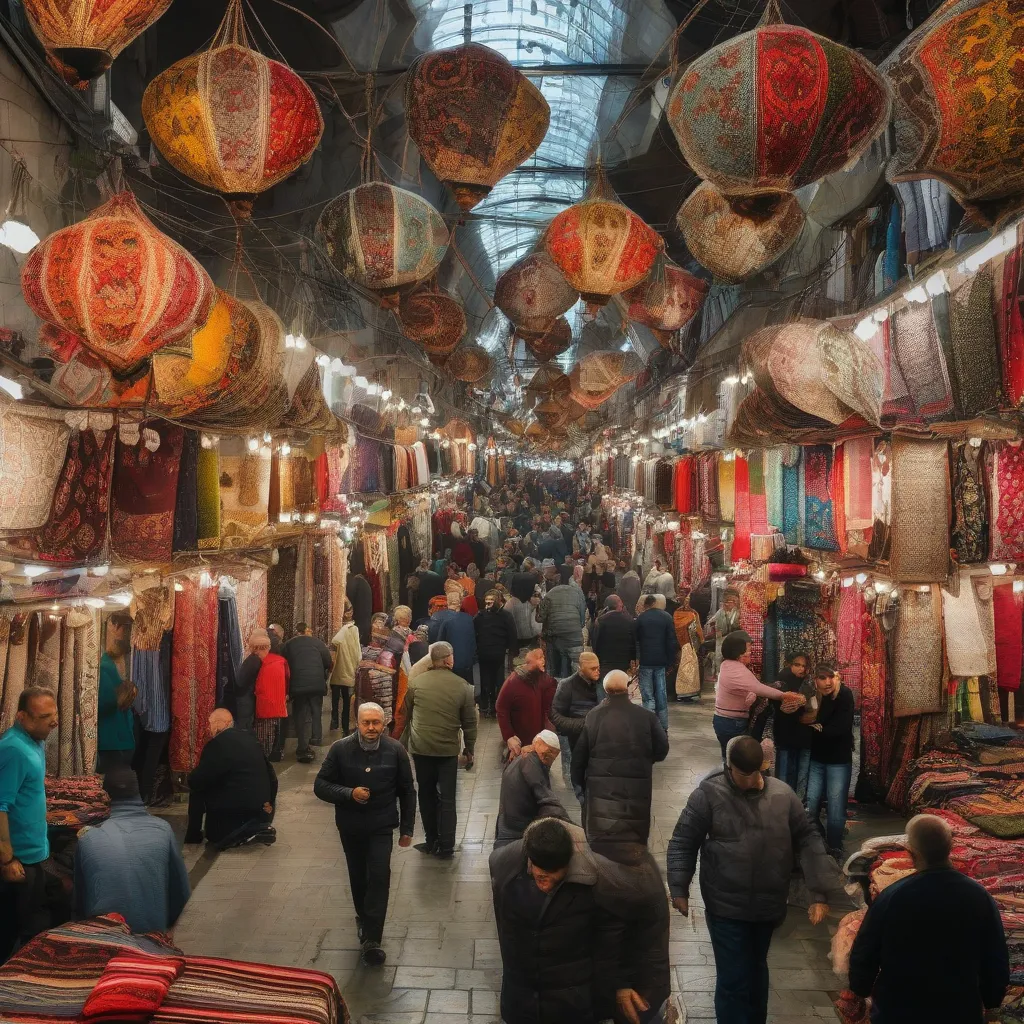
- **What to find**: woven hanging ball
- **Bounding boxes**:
[525,421,548,441]
[318,183,449,308]
[22,0,172,87]
[886,0,1024,212]
[520,317,572,362]
[448,344,492,384]
[666,22,891,196]
[505,418,527,436]
[623,262,707,333]
[22,191,215,373]
[406,43,550,211]
[494,252,578,331]
[141,4,323,219]
[526,363,571,398]
[678,182,805,282]
[545,198,663,305]
[533,397,567,428]
[397,288,466,358]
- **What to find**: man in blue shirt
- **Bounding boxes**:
[0,686,58,960]
[75,766,190,933]
[98,612,135,772]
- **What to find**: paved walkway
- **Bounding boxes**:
[170,699,892,1023]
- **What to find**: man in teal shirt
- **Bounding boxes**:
[0,686,58,960]
[98,613,135,772]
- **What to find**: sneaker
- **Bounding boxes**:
[297,753,315,764]
[414,842,437,855]
[434,848,455,860]
[360,940,386,967]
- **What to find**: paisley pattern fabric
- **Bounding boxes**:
[196,445,221,551]
[889,302,953,421]
[889,436,950,582]
[990,441,1024,561]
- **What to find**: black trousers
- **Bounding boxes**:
[339,830,393,943]
[478,659,505,712]
[186,792,270,847]
[413,754,458,853]
[330,685,351,733]
[0,862,51,963]
[132,728,169,805]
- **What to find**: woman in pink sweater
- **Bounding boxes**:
[713,631,805,758]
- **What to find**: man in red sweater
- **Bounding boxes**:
[496,648,556,763]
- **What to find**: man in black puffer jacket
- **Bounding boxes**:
[549,652,603,801]
[571,670,668,862]
[589,595,637,674]
[473,590,519,716]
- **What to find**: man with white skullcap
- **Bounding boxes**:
[314,700,416,967]
[493,729,569,849]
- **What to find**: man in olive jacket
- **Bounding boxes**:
[400,642,477,859]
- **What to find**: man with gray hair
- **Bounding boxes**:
[849,813,1009,1024]
[494,730,569,849]
[399,642,476,860]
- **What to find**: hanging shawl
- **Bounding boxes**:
[781,446,801,544]
[0,395,71,530]
[221,450,271,548]
[890,302,953,421]
[764,448,783,533]
[942,572,993,678]
[843,436,874,531]
[718,455,735,522]
[951,442,988,564]
[989,441,1024,562]
[892,585,944,717]
[674,456,693,514]
[732,455,751,561]
[803,445,839,551]
[173,429,199,552]
[949,268,1000,417]
[889,436,950,582]
[856,614,886,801]
[998,241,1024,408]
[196,444,220,551]
[992,582,1023,692]
[835,583,864,706]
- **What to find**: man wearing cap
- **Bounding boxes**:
[494,731,569,848]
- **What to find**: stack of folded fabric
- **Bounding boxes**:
[46,775,110,828]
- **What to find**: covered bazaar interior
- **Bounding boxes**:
[0,0,1021,1021]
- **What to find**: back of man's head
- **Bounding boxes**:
[430,641,454,667]
[102,765,140,802]
[295,621,309,635]
[524,818,574,871]
[603,669,629,694]
[604,594,622,612]
[209,708,234,737]
[726,735,764,774]
[907,813,954,868]
[642,595,658,611]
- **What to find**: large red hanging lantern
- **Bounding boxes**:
[22,0,172,87]
[495,252,578,333]
[317,183,449,308]
[141,0,323,219]
[666,20,891,197]
[623,263,707,341]
[406,43,550,211]
[397,287,466,362]
[21,191,215,373]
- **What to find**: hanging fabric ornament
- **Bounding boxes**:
[21,0,172,87]
[678,183,805,282]
[406,43,550,210]
[885,0,1024,220]
[141,0,323,220]
[568,352,643,409]
[525,363,571,399]
[623,262,707,343]
[317,183,449,308]
[665,16,891,197]
[520,317,572,362]
[397,287,466,361]
[21,191,215,372]
[447,344,492,384]
[494,252,578,333]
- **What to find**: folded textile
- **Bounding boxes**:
[82,953,186,1021]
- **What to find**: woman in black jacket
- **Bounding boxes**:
[805,665,855,857]
[474,590,518,716]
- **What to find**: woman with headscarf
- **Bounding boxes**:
[387,606,413,737]
[673,588,704,703]
[329,598,362,734]
[616,566,642,619]
[355,613,397,727]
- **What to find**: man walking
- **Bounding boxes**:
[474,590,519,716]
[496,648,557,764]
[284,622,333,763]
[0,687,58,959]
[401,642,476,859]
[549,651,603,801]
[571,670,668,862]
[494,730,568,848]
[634,595,678,732]
[589,595,637,675]
[437,592,477,686]
[849,813,1008,1024]
[538,577,587,677]
[314,702,415,967]
[667,735,840,1024]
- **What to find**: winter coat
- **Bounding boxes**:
[495,669,556,744]
[437,610,477,676]
[589,610,637,673]
[282,635,332,696]
[549,672,603,752]
[346,574,373,645]
[254,653,289,719]
[570,693,668,855]
[634,608,680,668]
[538,584,587,643]
[666,768,840,922]
[313,733,416,837]
[402,668,478,757]
[770,667,816,750]
[494,751,569,846]
[329,622,362,688]
[474,607,519,662]
[187,727,277,819]
[615,572,641,619]
[509,570,541,603]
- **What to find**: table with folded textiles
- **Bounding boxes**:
[0,914,350,1024]
[46,775,111,829]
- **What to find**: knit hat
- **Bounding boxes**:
[249,628,271,647]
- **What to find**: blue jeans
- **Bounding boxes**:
[775,746,811,802]
[638,666,668,731]
[705,911,775,1024]
[548,640,581,679]
[712,715,748,759]
[806,760,852,853]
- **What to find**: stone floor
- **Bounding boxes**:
[169,699,901,1023]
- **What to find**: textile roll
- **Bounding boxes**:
[495,251,578,332]
[889,436,950,582]
[0,396,71,531]
[169,577,218,772]
[141,1,324,218]
[892,585,945,717]
[196,444,220,551]
[948,269,1001,416]
[989,441,1024,562]
[406,42,550,210]
[943,572,997,678]
[110,422,184,562]
[221,450,271,547]
[22,192,214,372]
[992,582,1023,692]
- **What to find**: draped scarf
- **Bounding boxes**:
[803,445,839,551]
[732,455,751,561]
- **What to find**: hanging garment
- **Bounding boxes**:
[835,583,864,706]
[942,572,996,678]
[268,546,298,639]
[998,242,1024,408]
[131,585,175,734]
[993,582,1024,692]
[0,396,71,531]
[173,429,200,553]
[216,587,243,710]
[949,269,1001,416]
[892,586,944,717]
[236,568,269,648]
[857,614,887,801]
[889,437,950,582]
[803,445,839,551]
[989,441,1024,562]
[781,446,801,544]
[196,444,220,551]
[951,442,988,564]
[844,436,874,532]
[732,455,751,561]
[718,456,736,523]
[890,302,954,421]
[221,450,271,548]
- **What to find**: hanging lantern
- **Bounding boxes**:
[141,0,323,220]
[318,183,449,308]
[406,43,550,211]
[533,397,573,430]
[525,421,548,441]
[568,351,643,410]
[494,252,578,332]
[623,262,708,340]
[665,20,891,197]
[526,363,571,399]
[22,0,172,87]
[447,344,492,384]
[22,191,215,373]
[886,0,1024,216]
[520,317,572,362]
[397,288,466,361]
[545,197,663,306]
[678,182,805,282]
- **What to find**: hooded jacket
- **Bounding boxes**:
[329,621,362,688]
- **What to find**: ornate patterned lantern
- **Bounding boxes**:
[494,252,578,332]
[406,43,550,211]
[568,351,642,410]
[545,196,663,306]
[678,182,805,282]
[520,317,572,362]
[22,0,172,87]
[22,191,215,372]
[526,363,571,399]
[447,344,492,384]
[886,0,1024,215]
[623,263,707,341]
[666,20,891,197]
[317,183,449,308]
[141,0,323,219]
[397,288,466,361]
